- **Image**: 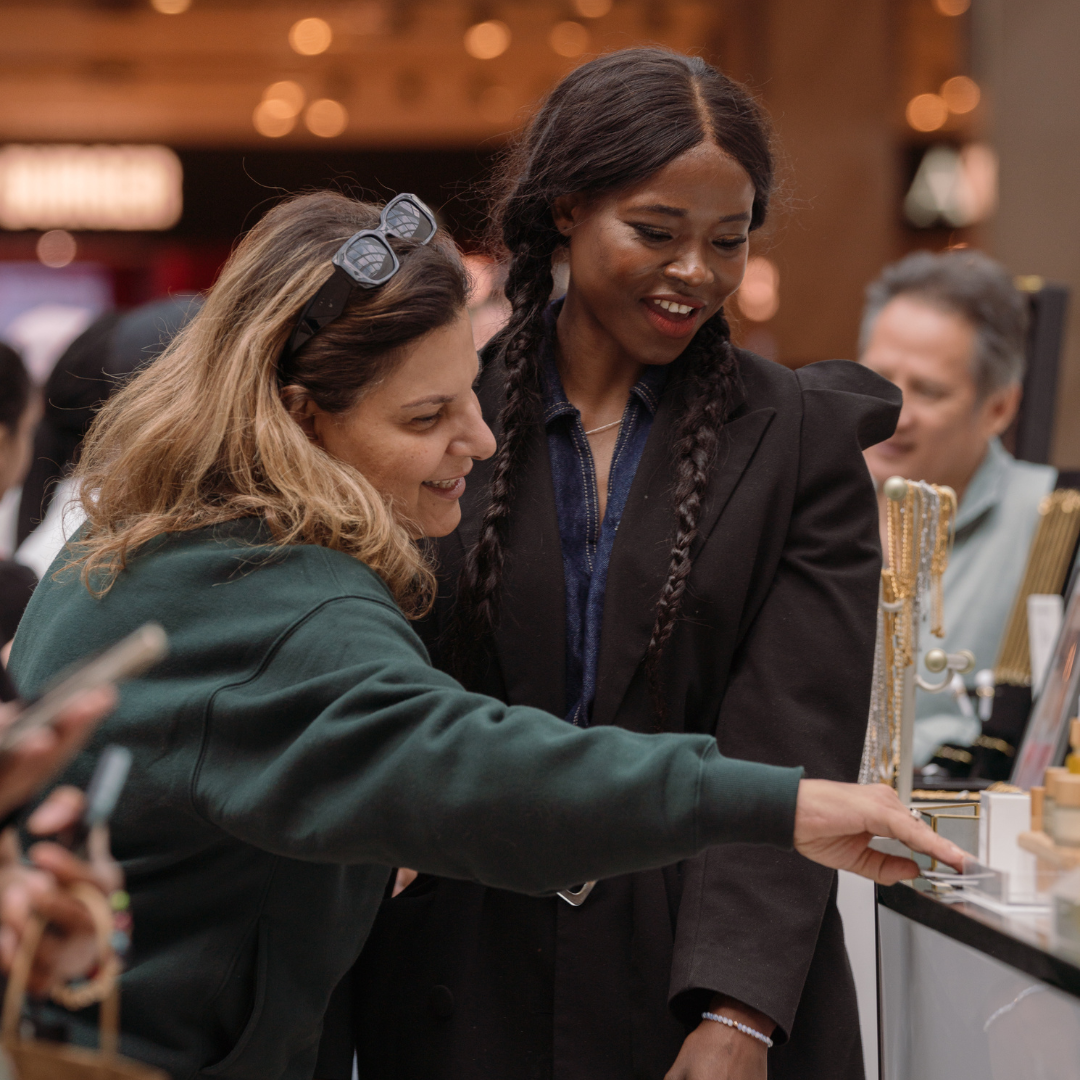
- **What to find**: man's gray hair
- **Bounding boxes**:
[859,249,1028,397]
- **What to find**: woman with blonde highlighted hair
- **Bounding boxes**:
[8,190,960,1079]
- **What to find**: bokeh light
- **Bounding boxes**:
[263,81,306,117]
[572,0,613,16]
[549,21,590,58]
[36,229,77,268]
[933,0,970,14]
[906,93,949,132]
[305,99,348,138]
[289,17,333,56]
[941,76,980,114]
[150,0,192,12]
[253,100,294,137]
[464,20,511,60]
[736,256,779,322]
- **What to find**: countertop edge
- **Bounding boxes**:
[877,881,1080,1000]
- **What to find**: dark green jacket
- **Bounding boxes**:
[9,522,801,1080]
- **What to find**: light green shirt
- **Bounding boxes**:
[914,438,1056,764]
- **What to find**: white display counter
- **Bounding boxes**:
[876,881,1080,1079]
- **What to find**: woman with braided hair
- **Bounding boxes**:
[346,48,902,1080]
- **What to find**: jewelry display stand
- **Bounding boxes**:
[859,476,972,804]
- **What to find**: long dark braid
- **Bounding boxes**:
[453,48,773,711]
[449,243,554,670]
[644,312,738,720]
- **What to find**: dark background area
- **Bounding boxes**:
[0,147,502,306]
[173,147,500,243]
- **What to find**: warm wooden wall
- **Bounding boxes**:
[7,0,1062,431]
[733,0,899,365]
[976,0,1080,468]
[0,1,714,146]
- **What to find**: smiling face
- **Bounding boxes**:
[552,141,756,367]
[861,294,1021,497]
[291,311,496,538]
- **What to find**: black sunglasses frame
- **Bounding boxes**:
[278,193,437,372]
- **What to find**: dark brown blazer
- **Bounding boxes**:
[346,348,901,1080]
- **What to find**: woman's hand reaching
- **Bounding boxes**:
[794,778,965,882]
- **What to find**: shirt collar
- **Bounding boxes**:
[955,437,1011,531]
[539,300,669,425]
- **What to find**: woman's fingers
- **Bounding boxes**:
[26,786,85,836]
[46,686,117,752]
[28,833,123,896]
[862,787,966,871]
[0,865,93,988]
[840,841,921,885]
[28,842,97,887]
[0,859,104,993]
[0,878,36,955]
[24,881,96,937]
[0,780,121,994]
[793,779,967,880]
[0,688,116,818]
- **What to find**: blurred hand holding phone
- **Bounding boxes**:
[0,623,167,754]
[0,623,166,821]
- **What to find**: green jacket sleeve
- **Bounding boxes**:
[193,594,801,894]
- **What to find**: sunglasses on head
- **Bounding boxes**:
[278,192,438,371]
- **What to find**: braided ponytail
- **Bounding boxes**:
[452,49,773,707]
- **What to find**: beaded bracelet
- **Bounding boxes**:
[701,1011,774,1048]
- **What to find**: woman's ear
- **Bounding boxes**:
[551,193,587,238]
[280,385,322,445]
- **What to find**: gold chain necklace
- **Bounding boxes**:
[583,418,622,437]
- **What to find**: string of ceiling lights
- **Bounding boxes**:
[901,0,995,231]
[147,0,619,140]
[904,0,978,134]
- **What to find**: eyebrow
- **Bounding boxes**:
[633,203,752,224]
[401,394,455,409]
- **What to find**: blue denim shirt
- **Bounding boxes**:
[541,320,668,727]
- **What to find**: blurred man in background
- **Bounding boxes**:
[859,250,1056,765]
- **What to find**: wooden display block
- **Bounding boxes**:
[1018,829,1080,869]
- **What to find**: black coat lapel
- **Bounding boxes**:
[457,359,567,718]
[592,384,775,728]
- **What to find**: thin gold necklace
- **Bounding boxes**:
[583,418,622,437]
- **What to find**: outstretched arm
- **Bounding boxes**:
[194,594,960,897]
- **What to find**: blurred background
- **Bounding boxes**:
[0,0,1076,456]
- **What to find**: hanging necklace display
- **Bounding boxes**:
[859,476,968,802]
